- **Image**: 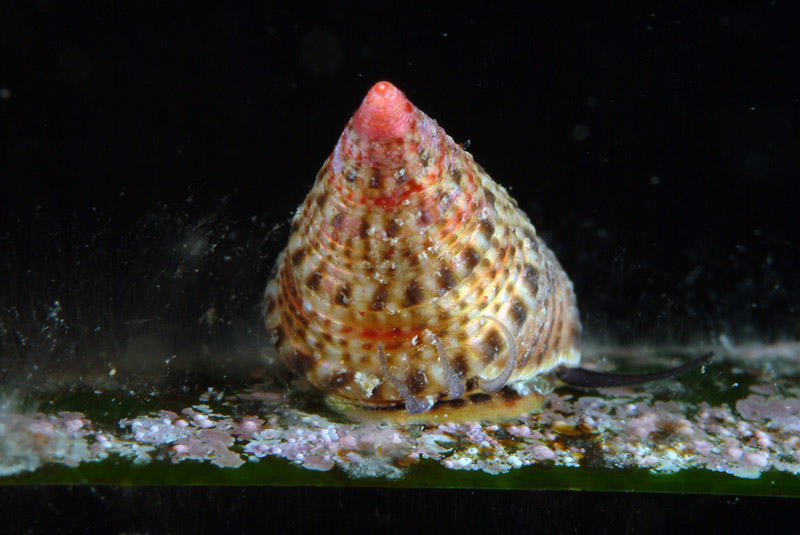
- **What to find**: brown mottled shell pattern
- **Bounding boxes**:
[263,82,581,418]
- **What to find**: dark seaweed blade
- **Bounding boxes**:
[555,351,714,387]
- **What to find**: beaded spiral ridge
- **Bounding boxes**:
[263,82,581,418]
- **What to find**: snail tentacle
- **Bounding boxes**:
[377,342,433,415]
[556,351,714,388]
[477,316,518,393]
[429,331,466,399]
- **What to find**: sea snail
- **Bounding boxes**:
[262,81,711,422]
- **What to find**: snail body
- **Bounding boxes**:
[263,82,710,423]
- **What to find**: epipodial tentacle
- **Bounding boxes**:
[428,330,466,399]
[477,316,519,393]
[377,342,434,415]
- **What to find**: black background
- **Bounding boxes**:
[2,2,798,346]
[1,2,799,532]
[0,486,796,535]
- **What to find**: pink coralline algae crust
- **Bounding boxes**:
[0,390,797,480]
[736,395,800,433]
[3,346,800,480]
[119,408,246,468]
[0,410,118,476]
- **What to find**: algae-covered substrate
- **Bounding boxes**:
[2,341,800,495]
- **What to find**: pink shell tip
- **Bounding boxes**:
[353,81,413,142]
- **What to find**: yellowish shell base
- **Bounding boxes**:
[325,390,547,425]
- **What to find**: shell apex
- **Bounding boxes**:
[352,81,414,143]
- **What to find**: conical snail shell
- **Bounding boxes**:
[263,82,581,419]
